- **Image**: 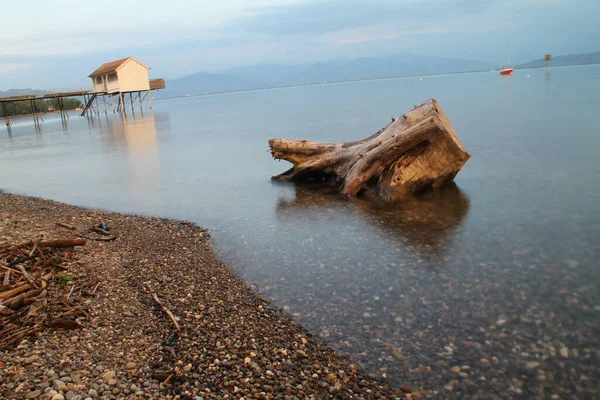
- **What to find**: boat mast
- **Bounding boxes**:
[506,37,510,68]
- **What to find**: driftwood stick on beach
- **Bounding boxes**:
[269,98,470,201]
[91,227,111,236]
[39,239,86,248]
[56,222,76,230]
[16,265,38,288]
[150,291,181,332]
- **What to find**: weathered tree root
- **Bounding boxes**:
[269,99,470,201]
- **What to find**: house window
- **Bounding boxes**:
[96,77,102,84]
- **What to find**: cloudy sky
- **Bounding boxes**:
[0,0,598,90]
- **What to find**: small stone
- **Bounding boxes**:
[24,355,40,364]
[560,347,569,358]
[52,395,65,400]
[107,379,117,386]
[26,390,42,399]
[126,363,136,370]
[88,389,98,398]
[65,392,78,400]
[450,366,461,373]
[526,361,540,369]
[496,319,507,326]
[102,371,115,381]
[53,380,68,392]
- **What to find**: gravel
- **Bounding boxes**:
[0,192,406,399]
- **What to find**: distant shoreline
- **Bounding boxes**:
[0,109,79,121]
[157,61,600,101]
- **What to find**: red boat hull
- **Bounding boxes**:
[500,68,514,76]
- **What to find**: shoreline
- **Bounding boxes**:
[0,192,406,399]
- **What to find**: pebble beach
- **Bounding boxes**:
[0,192,406,400]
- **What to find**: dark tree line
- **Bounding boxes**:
[0,98,83,118]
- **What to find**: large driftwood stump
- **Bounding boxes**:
[269,99,470,201]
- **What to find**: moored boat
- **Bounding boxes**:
[500,37,514,76]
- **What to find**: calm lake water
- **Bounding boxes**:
[1,65,599,398]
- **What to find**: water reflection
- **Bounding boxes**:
[93,113,161,192]
[276,182,470,252]
[122,113,160,191]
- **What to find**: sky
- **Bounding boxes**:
[0,0,598,90]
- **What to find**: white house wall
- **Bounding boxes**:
[116,60,150,92]
[92,76,105,93]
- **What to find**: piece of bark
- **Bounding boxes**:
[4,289,41,310]
[52,318,81,330]
[152,369,172,382]
[269,99,470,201]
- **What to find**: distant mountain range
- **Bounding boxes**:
[514,52,600,69]
[0,89,50,98]
[163,54,494,98]
[163,51,600,98]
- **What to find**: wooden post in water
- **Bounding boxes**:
[94,95,100,116]
[120,92,127,116]
[29,99,40,131]
[102,94,108,114]
[2,102,10,129]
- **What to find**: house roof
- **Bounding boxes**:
[88,57,150,77]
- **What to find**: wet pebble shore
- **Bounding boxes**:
[0,192,405,399]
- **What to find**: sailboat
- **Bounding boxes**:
[500,37,514,76]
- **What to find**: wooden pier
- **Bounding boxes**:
[1,56,165,133]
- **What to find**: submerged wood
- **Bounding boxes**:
[269,99,470,201]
